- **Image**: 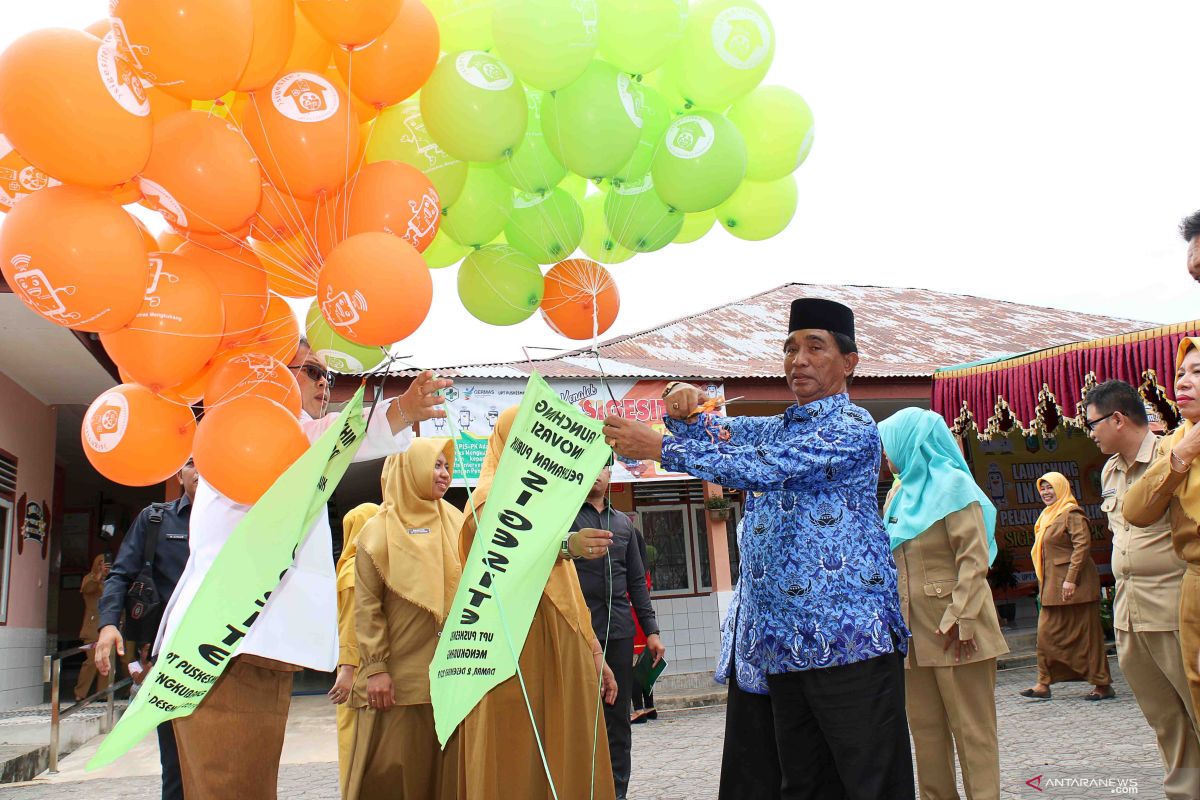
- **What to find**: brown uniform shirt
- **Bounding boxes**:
[1102,430,1184,632]
[1126,437,1200,566]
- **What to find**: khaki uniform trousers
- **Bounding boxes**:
[173,657,295,800]
[1117,628,1200,800]
[905,657,999,800]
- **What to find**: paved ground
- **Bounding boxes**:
[0,655,1169,798]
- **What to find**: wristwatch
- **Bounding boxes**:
[559,533,574,560]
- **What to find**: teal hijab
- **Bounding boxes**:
[877,408,997,563]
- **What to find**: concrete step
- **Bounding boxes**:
[656,685,727,711]
[0,701,128,784]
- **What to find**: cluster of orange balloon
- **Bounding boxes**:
[0,0,442,502]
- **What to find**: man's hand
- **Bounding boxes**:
[939,622,977,664]
[367,672,396,711]
[390,371,454,432]
[570,528,613,560]
[94,625,124,677]
[328,664,354,705]
[601,663,618,705]
[602,416,664,462]
[1061,581,1076,602]
[645,633,666,667]
[663,383,708,421]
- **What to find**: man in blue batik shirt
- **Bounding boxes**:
[603,298,914,800]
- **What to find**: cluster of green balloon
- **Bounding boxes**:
[390,0,815,328]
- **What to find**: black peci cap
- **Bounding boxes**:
[788,298,855,341]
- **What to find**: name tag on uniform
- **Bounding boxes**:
[165,533,187,540]
[888,517,898,524]
[408,528,431,535]
[1101,488,1116,498]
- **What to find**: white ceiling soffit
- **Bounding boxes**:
[0,295,117,405]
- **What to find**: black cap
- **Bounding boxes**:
[789,298,855,341]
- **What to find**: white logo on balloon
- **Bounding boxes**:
[617,73,644,128]
[96,41,150,117]
[711,7,772,70]
[455,51,515,91]
[271,72,340,123]
[665,116,716,160]
[85,391,129,453]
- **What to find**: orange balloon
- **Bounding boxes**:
[539,259,620,340]
[84,20,111,38]
[281,7,333,76]
[132,217,159,252]
[236,0,295,92]
[236,293,301,364]
[0,29,153,188]
[0,186,149,333]
[138,111,262,235]
[346,161,440,252]
[333,0,438,110]
[194,394,308,504]
[119,362,212,404]
[184,227,251,250]
[81,383,196,486]
[324,65,378,124]
[147,85,190,123]
[111,179,142,205]
[157,230,187,251]
[109,0,254,100]
[203,350,301,414]
[316,232,431,346]
[175,242,270,348]
[100,253,226,391]
[253,180,321,239]
[250,231,321,297]
[0,134,60,213]
[297,0,402,48]
[243,71,359,200]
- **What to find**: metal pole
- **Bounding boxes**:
[48,658,60,774]
[104,649,115,732]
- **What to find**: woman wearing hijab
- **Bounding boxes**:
[343,439,463,800]
[1127,336,1200,716]
[331,502,380,795]
[75,555,110,700]
[458,406,619,800]
[1022,471,1113,700]
[879,408,1008,800]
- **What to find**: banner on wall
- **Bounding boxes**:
[963,426,1112,595]
[423,378,725,485]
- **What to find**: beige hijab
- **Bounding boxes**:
[460,406,593,639]
[357,438,464,622]
[335,503,380,594]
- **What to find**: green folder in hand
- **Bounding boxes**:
[633,650,667,694]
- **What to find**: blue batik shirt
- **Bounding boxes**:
[660,393,909,694]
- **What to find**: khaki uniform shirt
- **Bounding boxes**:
[1102,430,1184,633]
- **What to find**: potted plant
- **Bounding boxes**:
[988,547,1019,627]
[705,496,732,521]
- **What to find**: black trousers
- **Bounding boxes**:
[718,652,915,800]
[602,637,635,800]
[157,720,184,800]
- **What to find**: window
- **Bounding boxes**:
[693,502,742,591]
[638,505,694,596]
[0,498,11,623]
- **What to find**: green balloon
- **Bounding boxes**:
[603,174,683,252]
[542,61,643,180]
[442,167,513,247]
[367,101,468,207]
[641,67,690,115]
[717,175,797,241]
[457,244,545,325]
[424,228,470,269]
[492,0,598,92]
[651,110,746,212]
[494,90,567,194]
[427,0,496,52]
[666,0,775,109]
[727,86,814,181]
[598,0,685,75]
[612,83,671,184]
[505,188,584,264]
[305,303,388,373]
[558,172,591,203]
[673,209,716,244]
[580,192,635,264]
[420,51,528,163]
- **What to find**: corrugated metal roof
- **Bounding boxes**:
[394,283,1152,380]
